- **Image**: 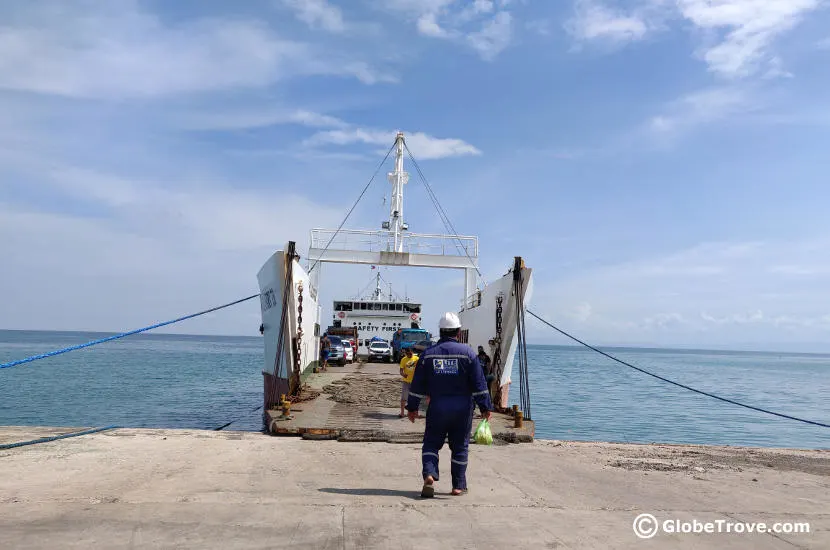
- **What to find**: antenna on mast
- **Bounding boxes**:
[382,132,409,253]
[373,270,382,301]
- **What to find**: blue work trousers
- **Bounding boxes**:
[421,400,474,490]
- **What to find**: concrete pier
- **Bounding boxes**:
[265,360,535,442]
[0,426,827,549]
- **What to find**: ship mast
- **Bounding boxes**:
[384,132,409,253]
[373,271,382,301]
[308,129,479,316]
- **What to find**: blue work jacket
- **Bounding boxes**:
[406,337,493,414]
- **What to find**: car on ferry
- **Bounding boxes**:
[367,340,392,363]
[325,335,347,366]
[343,340,354,363]
[345,338,357,359]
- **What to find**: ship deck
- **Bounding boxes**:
[265,360,535,443]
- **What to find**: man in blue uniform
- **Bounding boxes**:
[407,312,493,497]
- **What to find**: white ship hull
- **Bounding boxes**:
[257,243,321,410]
[257,247,532,413]
[458,260,533,410]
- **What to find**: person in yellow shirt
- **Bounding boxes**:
[399,348,419,418]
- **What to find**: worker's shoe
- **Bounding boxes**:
[420,476,435,498]
[450,488,467,496]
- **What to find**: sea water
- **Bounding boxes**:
[1,331,828,449]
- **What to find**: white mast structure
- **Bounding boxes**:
[384,132,409,253]
[373,270,383,301]
[307,131,480,310]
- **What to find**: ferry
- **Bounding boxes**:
[257,131,532,415]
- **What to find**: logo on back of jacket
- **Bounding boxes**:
[433,358,459,375]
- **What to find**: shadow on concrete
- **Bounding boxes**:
[362,411,406,420]
[318,488,427,500]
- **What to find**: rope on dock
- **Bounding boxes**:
[0,294,260,370]
[214,405,263,431]
[526,309,830,429]
[0,425,119,451]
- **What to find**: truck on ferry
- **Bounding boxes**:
[391,327,432,362]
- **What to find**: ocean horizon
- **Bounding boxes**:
[4,327,830,358]
[1,329,828,450]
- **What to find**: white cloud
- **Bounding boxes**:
[566,0,819,79]
[181,109,349,131]
[647,86,763,140]
[379,0,514,59]
[677,0,821,78]
[335,61,399,85]
[304,128,390,147]
[0,1,389,98]
[467,11,513,60]
[456,0,496,24]
[642,312,688,329]
[566,0,649,44]
[474,0,495,13]
[177,105,478,161]
[417,13,452,37]
[572,302,593,322]
[643,82,830,144]
[279,0,346,32]
[531,238,830,349]
[763,56,794,79]
[648,86,754,134]
[698,310,830,332]
[0,6,294,98]
[700,310,764,325]
[13,163,340,252]
[304,128,482,159]
[380,0,456,16]
[0,184,341,334]
[406,133,483,159]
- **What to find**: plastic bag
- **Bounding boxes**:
[474,418,493,445]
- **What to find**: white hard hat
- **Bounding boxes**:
[438,311,462,330]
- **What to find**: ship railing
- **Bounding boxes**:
[309,229,478,257]
[461,289,484,310]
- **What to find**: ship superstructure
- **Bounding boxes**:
[331,270,422,354]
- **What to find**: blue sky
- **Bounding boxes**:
[2,0,830,351]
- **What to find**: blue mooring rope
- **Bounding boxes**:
[0,425,119,451]
[0,294,260,370]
